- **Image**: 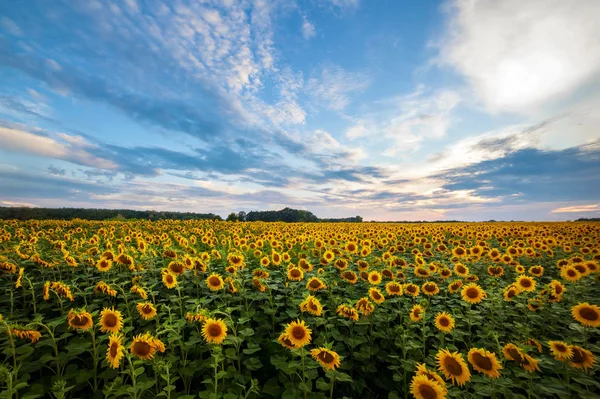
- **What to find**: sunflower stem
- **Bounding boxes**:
[329,375,335,399]
[301,347,307,399]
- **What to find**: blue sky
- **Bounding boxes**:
[1,0,599,221]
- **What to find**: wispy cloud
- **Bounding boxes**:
[307,63,371,111]
[301,16,316,39]
[552,204,600,213]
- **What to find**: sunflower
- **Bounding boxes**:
[571,302,600,327]
[410,304,425,322]
[502,343,524,362]
[206,274,225,291]
[461,283,485,304]
[467,348,502,379]
[306,277,327,291]
[503,284,520,302]
[521,354,540,373]
[12,329,42,343]
[569,345,596,371]
[252,276,267,292]
[260,256,270,267]
[369,287,385,304]
[410,375,447,399]
[385,281,403,296]
[15,267,24,288]
[439,268,452,279]
[341,270,358,284]
[287,267,304,282]
[310,347,341,370]
[106,333,125,368]
[202,318,228,344]
[422,282,440,296]
[516,275,536,292]
[136,302,157,320]
[278,333,296,350]
[96,258,113,272]
[405,283,420,297]
[436,349,471,386]
[368,271,382,285]
[452,247,466,258]
[561,265,580,282]
[448,280,463,293]
[528,265,544,277]
[355,297,375,316]
[336,305,359,321]
[131,285,148,300]
[99,307,123,333]
[130,333,158,360]
[434,312,455,334]
[548,341,573,361]
[454,263,469,277]
[284,320,312,348]
[414,363,447,393]
[487,265,504,277]
[300,295,323,316]
[68,309,94,331]
[43,281,50,301]
[162,272,177,289]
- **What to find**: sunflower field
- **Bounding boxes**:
[0,220,599,399]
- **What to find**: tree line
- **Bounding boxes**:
[0,206,363,223]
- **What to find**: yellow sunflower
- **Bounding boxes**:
[136,302,157,320]
[385,281,403,296]
[521,354,540,373]
[405,283,420,297]
[436,349,471,386]
[96,258,113,272]
[516,275,536,292]
[414,363,447,393]
[355,297,375,316]
[410,375,447,399]
[448,280,463,294]
[369,287,385,304]
[130,334,157,360]
[561,265,580,282]
[106,333,125,368]
[162,272,177,289]
[300,295,323,316]
[571,302,600,327]
[202,318,228,344]
[284,320,312,348]
[206,274,225,291]
[454,263,469,277]
[569,345,596,371]
[310,347,341,370]
[410,304,425,322]
[368,271,382,285]
[68,309,94,331]
[99,307,123,333]
[548,341,573,361]
[336,305,359,321]
[278,333,296,350]
[502,343,525,362]
[461,283,486,305]
[434,312,455,334]
[422,282,440,296]
[306,277,327,291]
[287,267,304,282]
[467,348,502,379]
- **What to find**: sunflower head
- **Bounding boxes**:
[434,312,455,334]
[435,348,471,386]
[106,333,125,368]
[310,347,341,370]
[136,302,157,320]
[368,287,385,304]
[202,318,228,345]
[569,345,596,371]
[410,375,446,399]
[548,340,573,361]
[68,309,94,331]
[99,307,123,333]
[410,304,424,322]
[284,320,312,348]
[206,274,225,291]
[571,302,600,328]
[461,283,486,304]
[467,348,502,379]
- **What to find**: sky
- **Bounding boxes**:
[1,0,600,221]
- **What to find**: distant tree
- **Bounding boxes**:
[237,211,247,222]
[226,212,239,222]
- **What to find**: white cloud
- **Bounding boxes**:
[301,16,316,39]
[328,0,359,10]
[552,204,600,213]
[438,0,600,114]
[0,127,116,169]
[345,124,368,140]
[307,63,371,111]
[0,17,22,36]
